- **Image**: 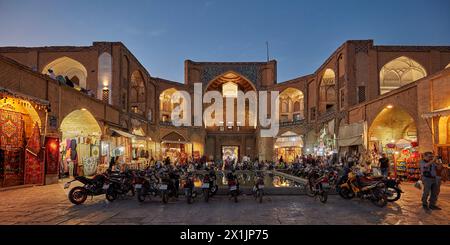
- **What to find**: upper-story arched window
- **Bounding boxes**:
[379,56,427,95]
[130,70,146,115]
[319,68,336,114]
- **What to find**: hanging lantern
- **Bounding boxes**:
[386,143,395,149]
[402,149,409,155]
[411,141,418,147]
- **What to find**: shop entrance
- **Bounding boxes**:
[59,109,101,177]
[0,93,45,187]
[222,146,239,163]
[275,131,303,163]
[368,106,419,181]
[161,132,188,164]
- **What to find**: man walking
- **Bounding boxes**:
[379,153,390,177]
[420,152,441,210]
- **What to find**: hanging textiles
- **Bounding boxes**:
[0,109,25,187]
[45,137,60,175]
[2,150,23,187]
[24,123,43,185]
[0,109,25,150]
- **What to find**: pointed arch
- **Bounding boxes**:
[130,70,146,114]
[42,56,88,88]
[278,87,305,122]
[379,56,427,94]
[319,68,336,114]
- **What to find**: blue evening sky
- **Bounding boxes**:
[1,0,449,83]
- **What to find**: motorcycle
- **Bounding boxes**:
[305,169,330,203]
[135,169,159,202]
[183,172,198,204]
[252,172,265,203]
[158,169,180,204]
[227,172,239,203]
[201,171,218,202]
[105,170,135,202]
[338,170,388,207]
[64,173,109,205]
[364,175,402,202]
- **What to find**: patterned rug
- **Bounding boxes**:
[24,123,43,185]
[0,109,25,151]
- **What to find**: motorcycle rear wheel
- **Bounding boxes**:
[105,189,117,202]
[304,183,316,197]
[319,191,328,203]
[371,190,388,207]
[257,190,263,203]
[204,189,210,202]
[136,188,146,203]
[68,187,88,205]
[386,187,401,202]
[338,188,354,200]
[162,192,168,204]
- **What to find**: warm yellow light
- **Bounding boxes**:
[386,105,393,109]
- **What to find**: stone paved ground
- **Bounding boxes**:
[0,181,449,225]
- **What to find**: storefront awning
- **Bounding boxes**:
[421,108,450,119]
[110,128,136,138]
[337,122,365,147]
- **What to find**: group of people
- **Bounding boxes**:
[47,69,94,96]
[105,150,447,211]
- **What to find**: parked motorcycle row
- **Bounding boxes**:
[64,166,266,205]
[290,164,402,207]
[65,164,401,207]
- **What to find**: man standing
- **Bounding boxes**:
[379,153,390,177]
[420,152,441,210]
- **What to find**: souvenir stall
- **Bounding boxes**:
[108,128,133,169]
[161,132,189,164]
[131,137,150,169]
[315,124,336,157]
[369,139,420,181]
[59,109,101,177]
[0,88,48,187]
[392,140,420,181]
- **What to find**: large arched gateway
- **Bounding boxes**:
[204,71,257,162]
[368,105,420,180]
[59,109,102,177]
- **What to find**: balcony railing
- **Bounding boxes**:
[279,119,305,127]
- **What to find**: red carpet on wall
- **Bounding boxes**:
[24,123,43,185]
[0,109,25,150]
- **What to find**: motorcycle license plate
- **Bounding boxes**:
[135,184,142,189]
[202,183,210,188]
[64,182,71,189]
[258,185,265,189]
[321,183,330,189]
[102,184,110,190]
[160,184,168,190]
[230,186,237,191]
